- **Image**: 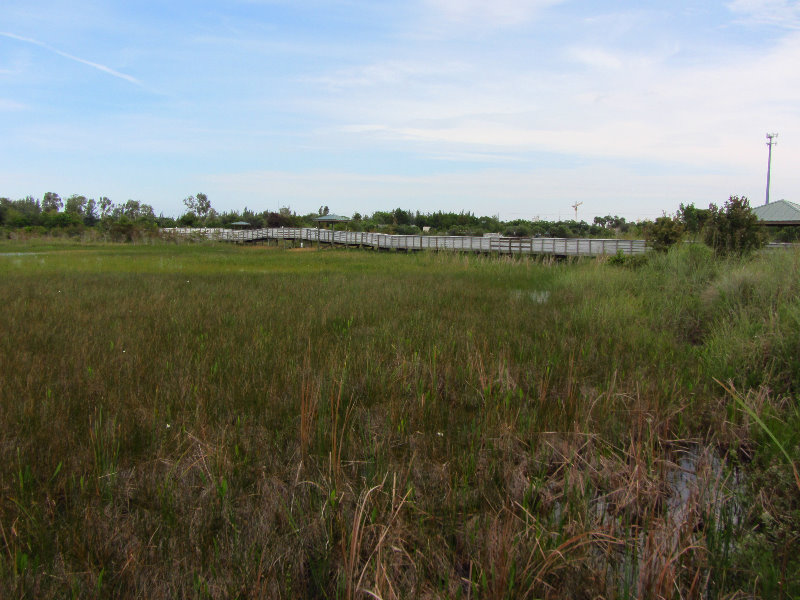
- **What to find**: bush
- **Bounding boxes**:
[607,250,649,268]
[645,215,684,252]
[677,203,711,234]
[502,225,530,237]
[394,224,421,235]
[177,212,199,227]
[549,223,571,238]
[774,227,800,243]
[702,195,765,256]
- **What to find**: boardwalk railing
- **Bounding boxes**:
[161,227,648,257]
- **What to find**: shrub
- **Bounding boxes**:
[677,203,711,234]
[645,215,684,252]
[502,225,530,237]
[606,250,649,268]
[774,227,800,243]
[702,195,765,256]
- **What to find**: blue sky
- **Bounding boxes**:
[2,0,799,220]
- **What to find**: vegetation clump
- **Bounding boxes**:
[702,195,766,255]
[647,195,768,255]
[644,215,685,252]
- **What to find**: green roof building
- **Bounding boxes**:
[312,214,351,229]
[752,200,800,226]
[313,214,351,224]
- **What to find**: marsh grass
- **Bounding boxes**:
[1,241,799,597]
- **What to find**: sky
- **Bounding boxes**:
[1,0,799,221]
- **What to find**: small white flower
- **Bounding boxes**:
[166,423,171,429]
[437,431,444,437]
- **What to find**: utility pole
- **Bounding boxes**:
[571,201,583,221]
[766,132,778,205]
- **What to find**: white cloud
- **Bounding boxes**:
[424,0,564,26]
[307,24,800,176]
[0,31,142,85]
[567,47,625,70]
[0,98,27,110]
[416,0,567,37]
[727,0,800,28]
[306,59,469,89]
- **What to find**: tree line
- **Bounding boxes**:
[173,197,642,239]
[0,192,640,239]
[1,193,158,228]
[0,191,779,253]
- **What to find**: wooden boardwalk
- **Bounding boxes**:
[163,227,648,257]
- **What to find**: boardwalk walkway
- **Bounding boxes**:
[163,227,648,257]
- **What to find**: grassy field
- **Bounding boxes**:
[1,240,799,598]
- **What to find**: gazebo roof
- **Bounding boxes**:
[313,214,351,223]
[752,200,800,225]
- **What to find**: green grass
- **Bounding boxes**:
[1,241,799,598]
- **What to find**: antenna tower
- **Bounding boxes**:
[766,133,778,205]
[571,201,583,221]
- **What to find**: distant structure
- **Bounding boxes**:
[313,214,351,228]
[752,199,800,227]
[766,132,778,205]
[571,201,583,221]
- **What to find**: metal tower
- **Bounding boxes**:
[766,133,778,205]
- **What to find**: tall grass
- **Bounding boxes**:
[1,241,798,597]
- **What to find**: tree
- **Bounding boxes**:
[99,197,113,219]
[702,195,765,255]
[0,198,9,226]
[594,215,627,229]
[677,203,711,234]
[84,199,99,226]
[42,192,62,212]
[596,215,627,230]
[183,195,197,215]
[503,224,531,237]
[178,212,198,227]
[114,199,155,221]
[43,210,82,228]
[265,211,284,227]
[195,193,211,218]
[392,208,412,226]
[372,210,393,225]
[645,215,684,252]
[184,193,212,222]
[6,197,42,226]
[64,195,88,215]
